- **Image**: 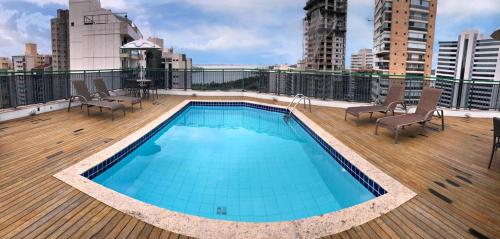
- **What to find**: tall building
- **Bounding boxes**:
[302,0,347,71]
[436,30,500,110]
[69,0,142,70]
[373,0,437,76]
[351,49,374,71]
[51,9,70,71]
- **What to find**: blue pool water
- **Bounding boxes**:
[93,105,376,222]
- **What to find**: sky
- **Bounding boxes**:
[0,0,498,67]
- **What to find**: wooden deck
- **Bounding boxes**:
[0,95,499,239]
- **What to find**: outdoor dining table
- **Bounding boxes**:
[127,79,153,99]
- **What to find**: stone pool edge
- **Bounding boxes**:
[54,99,416,239]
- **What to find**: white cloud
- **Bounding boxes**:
[0,4,52,56]
[438,0,500,18]
[163,25,268,51]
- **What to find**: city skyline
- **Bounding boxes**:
[0,0,498,67]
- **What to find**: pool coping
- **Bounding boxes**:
[54,100,416,239]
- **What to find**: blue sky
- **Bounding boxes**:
[0,0,498,67]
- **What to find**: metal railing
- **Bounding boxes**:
[0,68,499,111]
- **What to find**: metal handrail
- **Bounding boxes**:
[284,94,312,120]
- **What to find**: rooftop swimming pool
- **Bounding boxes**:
[87,102,384,222]
[56,100,415,238]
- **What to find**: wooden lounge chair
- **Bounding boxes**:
[375,87,444,144]
[68,80,126,121]
[93,78,142,112]
[489,117,500,168]
[345,84,406,126]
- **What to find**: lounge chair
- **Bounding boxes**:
[489,117,500,168]
[345,84,406,126]
[375,87,444,144]
[68,80,126,121]
[93,78,142,112]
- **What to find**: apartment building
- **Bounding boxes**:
[303,0,347,71]
[51,9,70,71]
[148,37,165,49]
[12,43,52,72]
[163,48,193,89]
[436,30,500,110]
[351,49,374,71]
[69,0,142,70]
[0,57,12,70]
[372,0,437,102]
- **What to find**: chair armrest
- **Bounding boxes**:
[424,109,443,121]
[70,95,88,103]
[387,101,407,112]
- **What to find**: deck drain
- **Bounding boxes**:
[456,175,473,184]
[216,207,227,215]
[73,128,84,133]
[446,179,460,187]
[451,167,472,177]
[428,188,452,204]
[46,151,64,159]
[469,228,489,239]
[433,181,446,188]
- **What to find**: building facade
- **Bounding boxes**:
[351,49,374,71]
[69,0,142,70]
[163,48,193,89]
[12,43,52,72]
[373,0,437,76]
[51,9,70,71]
[0,57,12,70]
[436,30,500,110]
[148,37,164,49]
[302,0,347,71]
[372,0,437,103]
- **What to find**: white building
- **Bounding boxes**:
[69,0,142,70]
[351,49,373,71]
[163,48,192,89]
[436,30,500,109]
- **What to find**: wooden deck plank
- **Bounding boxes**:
[0,95,499,238]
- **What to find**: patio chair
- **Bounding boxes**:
[489,117,500,168]
[375,87,444,144]
[93,78,142,112]
[345,84,406,126]
[68,80,126,121]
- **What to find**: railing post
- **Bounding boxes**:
[322,72,326,100]
[241,70,245,92]
[184,69,187,91]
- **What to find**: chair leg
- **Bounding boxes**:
[123,108,126,116]
[67,98,72,112]
[375,123,379,135]
[369,112,373,120]
[344,111,347,120]
[356,115,360,127]
[87,106,90,116]
[441,110,445,131]
[395,129,399,144]
[489,144,496,169]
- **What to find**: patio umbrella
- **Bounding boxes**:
[120,39,161,81]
